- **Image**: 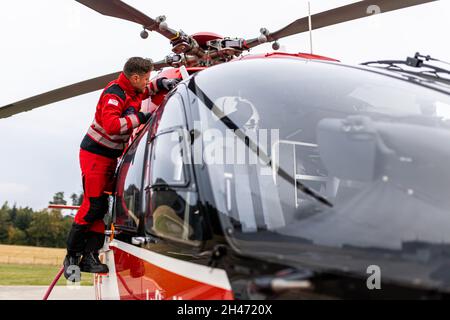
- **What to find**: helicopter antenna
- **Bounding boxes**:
[308,1,313,54]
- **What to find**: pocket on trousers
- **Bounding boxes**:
[84,194,109,223]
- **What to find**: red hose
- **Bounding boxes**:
[43,266,64,300]
[117,272,142,300]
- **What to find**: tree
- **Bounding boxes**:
[0,202,11,243]
[13,207,33,231]
[70,192,84,206]
[78,193,84,205]
[49,192,67,205]
[0,195,78,247]
[9,204,17,224]
[8,226,27,245]
[70,193,78,206]
[26,210,73,248]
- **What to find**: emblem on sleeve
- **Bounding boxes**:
[108,98,119,106]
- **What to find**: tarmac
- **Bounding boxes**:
[0,286,95,300]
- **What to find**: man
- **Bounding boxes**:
[64,57,179,280]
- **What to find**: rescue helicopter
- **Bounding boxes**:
[2,0,450,299]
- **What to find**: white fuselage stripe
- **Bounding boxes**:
[109,240,232,291]
[98,249,121,300]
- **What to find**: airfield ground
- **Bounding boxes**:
[0,286,95,300]
[0,244,94,299]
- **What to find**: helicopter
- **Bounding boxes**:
[2,0,450,300]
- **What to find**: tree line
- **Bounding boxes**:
[0,192,83,248]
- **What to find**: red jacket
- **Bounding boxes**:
[81,72,160,158]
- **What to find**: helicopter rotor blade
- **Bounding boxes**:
[0,71,120,119]
[246,0,437,48]
[75,0,179,41]
[0,60,169,119]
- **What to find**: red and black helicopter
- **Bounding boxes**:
[2,0,450,299]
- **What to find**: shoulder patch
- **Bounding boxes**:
[107,98,119,107]
[103,84,126,101]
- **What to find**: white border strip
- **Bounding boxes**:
[98,249,121,300]
[110,240,232,291]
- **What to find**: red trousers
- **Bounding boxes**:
[74,149,117,234]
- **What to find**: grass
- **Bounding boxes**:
[0,264,93,286]
[0,245,93,286]
[0,244,66,266]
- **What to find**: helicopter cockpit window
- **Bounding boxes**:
[213,96,260,131]
[192,58,450,291]
[115,131,149,233]
[150,131,187,186]
[155,93,187,134]
[144,94,202,246]
[435,101,450,119]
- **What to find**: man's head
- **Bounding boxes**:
[123,57,153,93]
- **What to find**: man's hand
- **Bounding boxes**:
[160,78,181,91]
[137,111,151,124]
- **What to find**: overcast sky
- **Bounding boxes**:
[0,0,449,210]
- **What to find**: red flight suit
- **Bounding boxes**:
[66,72,162,255]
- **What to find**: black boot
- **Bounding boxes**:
[79,252,109,274]
[63,254,81,282]
[66,223,89,254]
[84,231,106,253]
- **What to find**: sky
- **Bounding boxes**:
[0,0,449,210]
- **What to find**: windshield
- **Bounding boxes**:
[190,58,450,292]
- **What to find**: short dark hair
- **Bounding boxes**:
[123,57,153,77]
